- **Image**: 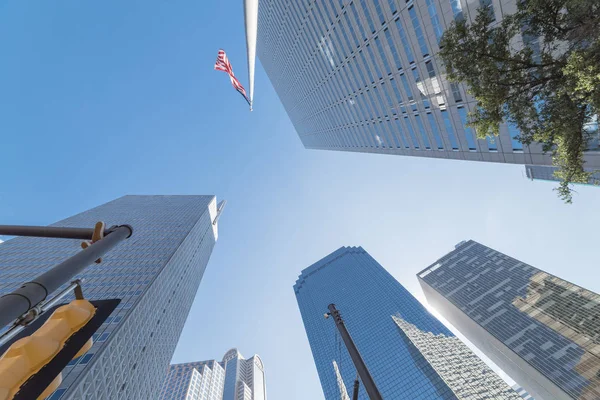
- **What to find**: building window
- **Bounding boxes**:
[415,114,432,149]
[353,56,368,87]
[487,136,498,151]
[387,0,397,14]
[394,118,411,148]
[79,353,94,365]
[404,116,420,149]
[359,51,376,83]
[381,82,396,115]
[408,5,429,57]
[400,73,413,102]
[97,332,110,342]
[449,0,464,22]
[383,28,402,70]
[508,122,523,151]
[425,0,444,43]
[359,0,376,34]
[374,36,392,75]
[366,44,384,79]
[394,17,415,63]
[457,107,477,150]
[450,82,462,103]
[412,68,430,109]
[67,357,80,366]
[344,12,360,48]
[389,78,404,112]
[47,389,67,400]
[441,110,459,149]
[388,120,402,148]
[426,112,445,149]
[350,3,368,40]
[373,0,386,25]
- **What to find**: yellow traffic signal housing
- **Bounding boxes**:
[0,300,96,400]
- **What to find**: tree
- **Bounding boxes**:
[439,0,600,202]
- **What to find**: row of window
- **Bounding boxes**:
[274,0,437,115]
[305,106,524,154]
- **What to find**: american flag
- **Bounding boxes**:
[214,49,251,107]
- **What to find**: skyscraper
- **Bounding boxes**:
[294,246,521,399]
[418,240,600,400]
[257,0,600,172]
[0,195,224,400]
[158,349,267,400]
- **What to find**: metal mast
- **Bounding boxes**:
[243,0,259,111]
[326,304,383,400]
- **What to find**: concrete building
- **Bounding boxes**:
[0,195,224,400]
[418,240,600,400]
[294,246,521,399]
[159,349,266,400]
[257,0,600,176]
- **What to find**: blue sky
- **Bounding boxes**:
[1,1,600,399]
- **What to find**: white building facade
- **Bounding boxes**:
[159,349,267,400]
[393,315,522,399]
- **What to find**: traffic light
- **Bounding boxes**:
[0,300,95,400]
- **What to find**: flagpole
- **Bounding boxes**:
[244,0,259,112]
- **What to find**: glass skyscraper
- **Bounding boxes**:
[294,246,521,399]
[0,195,223,400]
[418,240,600,400]
[257,0,600,172]
[159,349,266,400]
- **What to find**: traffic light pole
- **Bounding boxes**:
[0,225,116,240]
[352,374,360,400]
[327,304,383,400]
[0,224,133,329]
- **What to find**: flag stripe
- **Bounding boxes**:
[214,49,250,106]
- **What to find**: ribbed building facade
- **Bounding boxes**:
[257,0,600,171]
[0,195,223,400]
[392,315,523,399]
[159,349,266,400]
[511,384,534,400]
[294,246,521,399]
[418,240,600,400]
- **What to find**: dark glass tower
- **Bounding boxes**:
[0,195,223,400]
[418,240,600,400]
[294,246,520,399]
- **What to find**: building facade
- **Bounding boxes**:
[525,165,600,186]
[257,0,600,172]
[418,240,600,400]
[159,349,266,400]
[294,246,521,399]
[392,315,521,399]
[0,195,223,400]
[511,384,534,400]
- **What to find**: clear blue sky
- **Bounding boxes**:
[1,1,599,399]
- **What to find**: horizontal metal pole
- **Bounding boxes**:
[0,225,132,329]
[40,280,83,314]
[0,225,114,241]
